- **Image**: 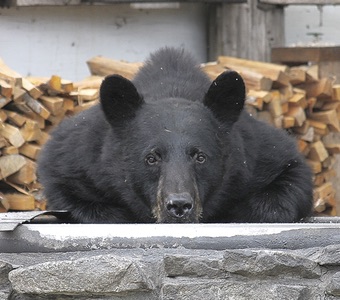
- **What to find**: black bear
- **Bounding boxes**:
[38,47,313,223]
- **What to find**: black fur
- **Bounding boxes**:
[38,47,313,223]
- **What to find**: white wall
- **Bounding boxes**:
[285,5,340,46]
[1,3,340,82]
[0,4,207,81]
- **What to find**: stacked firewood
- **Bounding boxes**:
[0,55,339,216]
[202,56,340,216]
[0,59,100,212]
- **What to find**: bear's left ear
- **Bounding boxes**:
[100,74,143,126]
[204,70,246,124]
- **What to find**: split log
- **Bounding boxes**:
[1,123,25,148]
[0,154,26,180]
[87,56,142,79]
[218,56,290,87]
[0,58,22,87]
[3,193,35,211]
[8,157,36,185]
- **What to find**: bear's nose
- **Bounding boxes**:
[165,193,193,219]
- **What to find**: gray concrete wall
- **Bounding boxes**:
[0,4,207,81]
[285,5,340,46]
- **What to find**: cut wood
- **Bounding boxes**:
[314,182,334,201]
[308,119,329,136]
[4,110,27,127]
[0,154,26,180]
[308,109,340,132]
[39,95,64,115]
[0,110,7,123]
[12,87,26,102]
[0,79,13,99]
[20,119,42,142]
[306,159,322,174]
[22,78,43,99]
[2,146,19,155]
[19,143,41,160]
[248,90,272,103]
[61,79,74,93]
[24,111,45,129]
[4,193,35,211]
[70,88,99,103]
[314,169,336,186]
[201,62,226,80]
[73,75,103,90]
[282,116,295,128]
[1,123,25,148]
[0,136,8,148]
[36,130,50,146]
[288,67,306,85]
[0,58,22,87]
[322,156,336,169]
[267,98,282,118]
[301,77,334,98]
[8,157,36,185]
[62,98,75,112]
[87,56,142,79]
[324,144,340,155]
[218,56,290,87]
[297,139,309,154]
[288,93,307,108]
[286,105,306,127]
[23,93,50,120]
[332,84,340,101]
[0,97,11,109]
[308,141,329,162]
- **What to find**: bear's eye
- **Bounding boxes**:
[145,153,160,166]
[195,152,207,164]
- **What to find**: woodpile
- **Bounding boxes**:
[0,59,101,212]
[0,54,339,216]
[202,56,340,216]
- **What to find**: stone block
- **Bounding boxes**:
[300,244,340,266]
[326,271,340,296]
[164,253,225,278]
[0,261,12,285]
[9,254,154,296]
[161,279,308,300]
[222,249,321,278]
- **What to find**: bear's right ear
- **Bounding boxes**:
[204,70,246,125]
[100,75,143,126]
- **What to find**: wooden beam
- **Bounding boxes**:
[261,0,340,5]
[272,47,340,63]
[208,2,284,62]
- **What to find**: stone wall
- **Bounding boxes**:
[1,221,340,299]
[0,243,340,299]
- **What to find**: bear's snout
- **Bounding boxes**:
[165,193,193,219]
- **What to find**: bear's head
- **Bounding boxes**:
[100,71,246,223]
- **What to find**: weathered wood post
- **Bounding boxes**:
[208,0,285,61]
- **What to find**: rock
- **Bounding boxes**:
[0,261,12,285]
[9,255,154,296]
[222,249,321,278]
[326,271,340,296]
[164,253,225,278]
[299,244,340,266]
[161,279,308,300]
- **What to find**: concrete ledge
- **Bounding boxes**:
[1,220,340,252]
